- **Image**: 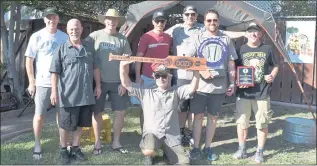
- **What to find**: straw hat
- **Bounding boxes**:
[97,8,126,26]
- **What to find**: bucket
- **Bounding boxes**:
[282,117,316,145]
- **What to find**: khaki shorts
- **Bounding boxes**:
[235,97,273,129]
[139,133,189,165]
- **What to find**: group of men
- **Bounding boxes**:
[25,4,278,165]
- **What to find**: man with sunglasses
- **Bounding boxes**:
[185,9,239,161]
[120,61,200,165]
[133,11,172,131]
[50,19,101,164]
[165,5,246,147]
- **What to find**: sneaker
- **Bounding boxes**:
[232,147,247,159]
[189,148,201,160]
[253,150,264,163]
[203,147,218,161]
[144,156,153,165]
[70,147,87,161]
[60,148,70,165]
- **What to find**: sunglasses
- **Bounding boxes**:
[206,19,218,23]
[184,13,196,17]
[154,75,168,79]
[154,20,166,24]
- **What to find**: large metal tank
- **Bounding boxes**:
[283,117,316,145]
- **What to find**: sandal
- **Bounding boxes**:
[33,150,43,160]
[92,147,103,155]
[112,147,128,154]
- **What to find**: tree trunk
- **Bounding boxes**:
[8,1,22,106]
[14,2,23,103]
[0,2,9,72]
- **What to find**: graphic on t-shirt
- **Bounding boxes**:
[242,52,266,83]
[99,42,121,54]
[38,40,59,55]
[197,37,228,69]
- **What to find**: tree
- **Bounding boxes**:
[271,1,316,16]
[1,1,23,106]
[20,1,144,23]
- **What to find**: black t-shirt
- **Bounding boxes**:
[235,43,277,99]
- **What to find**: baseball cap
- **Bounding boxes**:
[43,7,59,17]
[152,11,167,20]
[151,64,170,76]
[183,5,197,13]
[247,22,261,31]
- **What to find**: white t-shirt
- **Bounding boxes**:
[25,28,68,87]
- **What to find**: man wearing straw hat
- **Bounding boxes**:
[86,8,132,155]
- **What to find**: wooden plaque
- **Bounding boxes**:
[236,66,255,87]
[109,54,207,71]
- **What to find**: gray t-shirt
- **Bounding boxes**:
[49,40,99,107]
[86,30,132,83]
[165,23,205,81]
[188,30,238,94]
[129,83,192,147]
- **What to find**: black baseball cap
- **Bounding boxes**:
[183,5,197,13]
[43,7,59,17]
[247,22,261,31]
[152,11,167,20]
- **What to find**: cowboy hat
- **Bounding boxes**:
[97,8,126,26]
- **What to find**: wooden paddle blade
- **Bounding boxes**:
[164,56,207,71]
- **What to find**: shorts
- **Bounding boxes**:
[139,133,189,165]
[130,75,156,105]
[34,86,52,115]
[177,79,191,112]
[93,82,129,113]
[59,105,93,131]
[190,92,225,116]
[235,97,273,129]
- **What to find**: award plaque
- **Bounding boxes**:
[236,66,255,87]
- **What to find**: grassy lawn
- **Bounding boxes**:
[1,104,316,165]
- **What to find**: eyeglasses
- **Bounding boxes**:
[184,13,196,17]
[206,19,218,23]
[154,20,166,24]
[154,75,168,79]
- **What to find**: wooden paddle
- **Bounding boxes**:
[109,53,207,71]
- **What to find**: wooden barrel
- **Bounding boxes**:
[282,117,316,145]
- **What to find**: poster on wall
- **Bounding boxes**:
[285,21,316,64]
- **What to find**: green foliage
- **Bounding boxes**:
[19,1,144,22]
[287,27,299,34]
[272,1,316,16]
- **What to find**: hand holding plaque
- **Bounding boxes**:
[236,66,255,87]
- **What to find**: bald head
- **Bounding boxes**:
[67,19,82,27]
[67,19,83,42]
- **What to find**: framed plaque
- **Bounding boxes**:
[236,66,255,87]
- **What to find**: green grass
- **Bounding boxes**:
[1,105,316,165]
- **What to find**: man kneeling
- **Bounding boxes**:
[120,61,200,165]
